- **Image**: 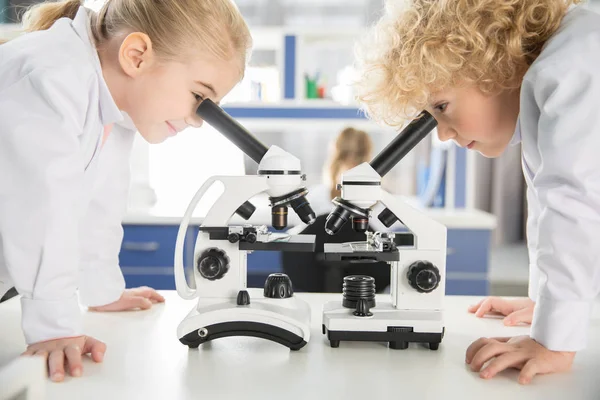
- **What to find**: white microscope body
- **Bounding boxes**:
[321,111,447,350]
[174,100,316,350]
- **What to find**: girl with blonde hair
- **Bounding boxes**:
[283,127,393,294]
[0,0,251,381]
[325,127,373,200]
[354,0,598,384]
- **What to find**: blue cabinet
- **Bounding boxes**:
[246,251,283,288]
[445,229,491,295]
[119,224,282,290]
[119,224,492,295]
[119,225,196,290]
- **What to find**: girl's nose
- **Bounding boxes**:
[186,114,204,129]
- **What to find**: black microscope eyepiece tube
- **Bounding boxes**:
[370,111,437,178]
[196,99,269,164]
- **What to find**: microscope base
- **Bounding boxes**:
[177,289,311,351]
[322,300,444,350]
[180,321,307,350]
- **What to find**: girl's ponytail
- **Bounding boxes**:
[22,0,82,32]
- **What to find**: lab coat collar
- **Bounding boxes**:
[510,115,522,146]
[71,7,123,127]
[117,111,137,131]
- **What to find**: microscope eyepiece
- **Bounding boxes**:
[196,99,268,164]
[370,110,437,178]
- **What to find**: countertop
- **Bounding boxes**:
[1,292,599,400]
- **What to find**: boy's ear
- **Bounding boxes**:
[118,32,155,78]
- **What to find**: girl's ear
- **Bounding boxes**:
[118,32,155,78]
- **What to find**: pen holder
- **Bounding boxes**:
[305,76,319,99]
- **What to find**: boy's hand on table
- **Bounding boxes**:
[88,286,165,312]
[468,297,534,326]
[466,335,575,384]
[23,335,106,382]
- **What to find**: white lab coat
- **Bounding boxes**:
[511,5,600,352]
[0,7,135,344]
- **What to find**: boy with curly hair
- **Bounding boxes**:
[354,0,600,384]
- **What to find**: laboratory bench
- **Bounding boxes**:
[1,291,599,400]
[119,207,496,296]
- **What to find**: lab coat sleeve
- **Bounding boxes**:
[77,124,135,307]
[526,63,600,352]
[0,67,93,344]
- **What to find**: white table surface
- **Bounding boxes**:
[1,292,599,400]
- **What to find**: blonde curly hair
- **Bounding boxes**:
[354,0,583,127]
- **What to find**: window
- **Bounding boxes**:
[0,0,103,23]
[147,124,245,217]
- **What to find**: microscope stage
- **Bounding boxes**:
[239,234,316,252]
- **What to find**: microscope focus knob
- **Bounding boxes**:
[245,232,257,244]
[197,248,230,281]
[407,261,440,293]
[263,273,294,299]
[227,233,240,243]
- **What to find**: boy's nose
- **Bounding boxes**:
[437,126,456,142]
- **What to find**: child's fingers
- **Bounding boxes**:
[127,295,152,310]
[489,336,511,343]
[468,299,485,312]
[131,286,151,295]
[83,336,106,363]
[465,337,493,364]
[468,341,512,372]
[149,290,165,303]
[479,351,526,379]
[518,359,539,385]
[474,298,497,317]
[503,307,533,326]
[475,297,514,318]
[133,287,164,302]
[34,350,49,361]
[48,349,66,382]
[64,345,83,377]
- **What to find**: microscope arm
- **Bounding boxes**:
[201,176,270,226]
[174,175,269,299]
[379,190,446,251]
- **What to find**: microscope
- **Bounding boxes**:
[321,111,447,350]
[174,99,317,351]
